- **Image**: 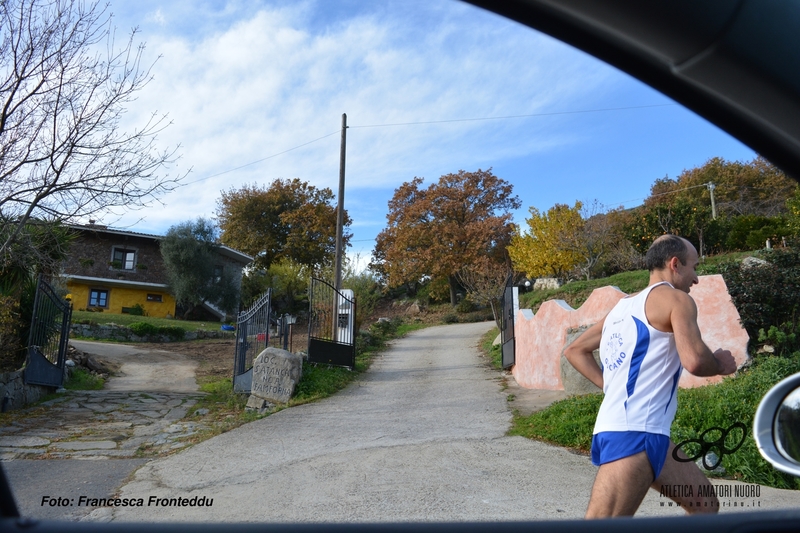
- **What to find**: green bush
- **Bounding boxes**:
[726,215,790,251]
[759,324,800,355]
[368,317,403,338]
[442,313,459,324]
[0,295,23,371]
[127,322,185,340]
[462,310,494,323]
[719,247,800,342]
[456,298,476,313]
[127,303,146,316]
[128,322,159,337]
[65,368,105,390]
[158,325,186,341]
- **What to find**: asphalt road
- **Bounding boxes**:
[91,322,608,522]
[7,322,798,523]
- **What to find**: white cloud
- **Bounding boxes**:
[103,1,617,235]
[147,8,166,26]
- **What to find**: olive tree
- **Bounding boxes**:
[160,218,239,319]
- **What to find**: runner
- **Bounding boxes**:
[565,234,738,518]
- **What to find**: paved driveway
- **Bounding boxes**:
[6,323,798,523]
[93,321,797,523]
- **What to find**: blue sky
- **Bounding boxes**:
[101,0,757,265]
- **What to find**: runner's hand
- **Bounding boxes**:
[713,349,737,375]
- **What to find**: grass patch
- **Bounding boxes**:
[520,270,650,313]
[64,368,105,390]
[480,327,502,370]
[672,354,800,489]
[396,322,428,336]
[509,393,602,452]
[72,310,221,332]
[510,352,800,490]
[517,251,759,314]
[189,377,267,437]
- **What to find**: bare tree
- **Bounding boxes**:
[456,257,512,330]
[0,0,183,263]
[568,201,615,280]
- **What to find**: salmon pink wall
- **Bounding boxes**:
[511,275,750,390]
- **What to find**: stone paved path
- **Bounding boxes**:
[0,390,207,460]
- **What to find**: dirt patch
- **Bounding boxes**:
[151,329,310,382]
[151,339,236,381]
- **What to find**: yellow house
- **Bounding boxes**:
[62,224,252,320]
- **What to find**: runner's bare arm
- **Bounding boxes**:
[564,318,605,389]
[669,291,737,376]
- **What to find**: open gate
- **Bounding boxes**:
[499,274,517,369]
[308,278,356,369]
[24,275,73,387]
[233,289,272,393]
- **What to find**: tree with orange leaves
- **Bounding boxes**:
[372,169,520,306]
[216,179,351,271]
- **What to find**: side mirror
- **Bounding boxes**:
[754,371,800,477]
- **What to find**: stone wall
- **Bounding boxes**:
[0,369,54,412]
[64,230,168,285]
[70,323,234,342]
[512,274,750,391]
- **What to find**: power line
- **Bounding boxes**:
[612,182,710,207]
[182,130,341,186]
[349,104,678,129]
[179,103,679,187]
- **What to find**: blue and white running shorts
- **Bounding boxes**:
[591,431,671,480]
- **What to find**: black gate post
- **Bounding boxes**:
[233,289,272,393]
[500,274,516,369]
[24,275,73,388]
[307,278,357,369]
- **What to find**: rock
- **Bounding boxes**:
[492,333,501,346]
[405,301,422,316]
[560,325,602,395]
[741,256,769,269]
[245,396,269,412]
[248,347,303,406]
[534,278,562,291]
[85,356,109,374]
[194,408,210,416]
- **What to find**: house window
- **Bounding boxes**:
[146,293,163,302]
[213,265,223,282]
[112,248,136,270]
[89,289,109,308]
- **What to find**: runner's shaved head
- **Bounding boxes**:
[645,235,690,272]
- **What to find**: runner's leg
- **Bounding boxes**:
[650,441,720,514]
[585,451,653,518]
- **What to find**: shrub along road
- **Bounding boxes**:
[90,322,799,523]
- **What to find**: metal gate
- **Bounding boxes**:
[499,274,516,369]
[233,289,272,393]
[308,278,356,369]
[24,275,73,387]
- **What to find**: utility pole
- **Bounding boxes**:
[707,182,717,219]
[334,113,347,292]
[333,114,347,341]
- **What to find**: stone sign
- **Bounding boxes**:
[246,348,302,409]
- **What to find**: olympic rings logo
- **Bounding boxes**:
[672,422,747,470]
